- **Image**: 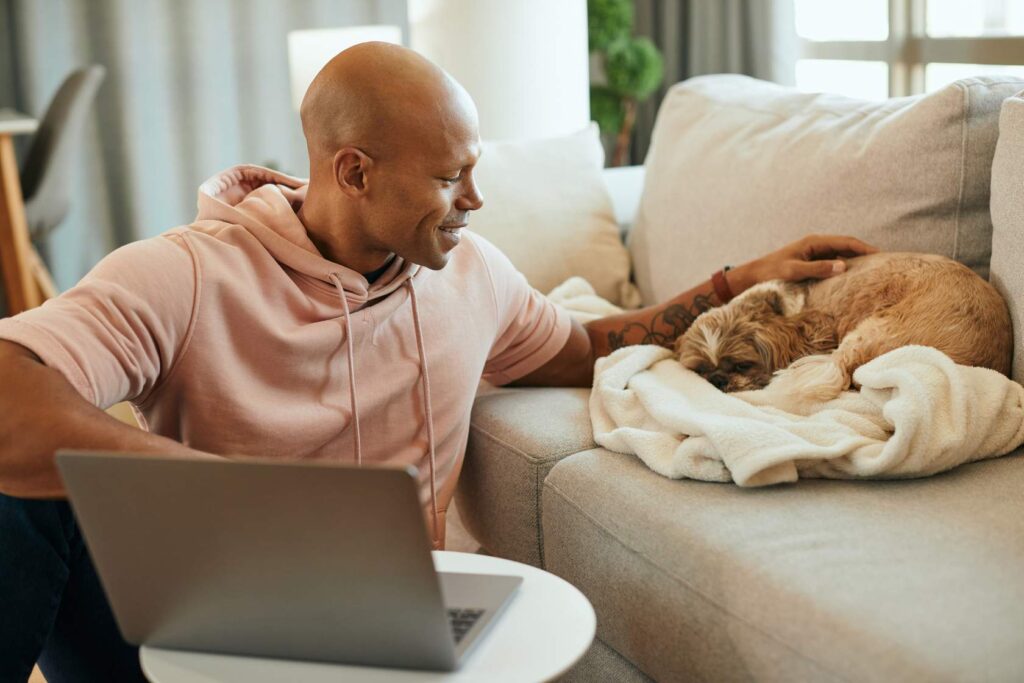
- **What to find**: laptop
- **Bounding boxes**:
[55,450,522,671]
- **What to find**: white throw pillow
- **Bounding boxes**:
[630,74,1024,305]
[470,123,638,306]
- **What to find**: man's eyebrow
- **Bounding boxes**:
[440,146,481,171]
[464,144,483,166]
[450,157,479,171]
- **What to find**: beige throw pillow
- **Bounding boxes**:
[470,123,637,306]
[989,89,1024,384]
[630,75,1024,305]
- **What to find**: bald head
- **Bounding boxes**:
[296,42,484,274]
[300,42,477,165]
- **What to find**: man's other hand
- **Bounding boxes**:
[728,234,879,294]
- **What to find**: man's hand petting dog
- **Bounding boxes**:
[726,234,880,296]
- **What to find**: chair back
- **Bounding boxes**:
[19,65,106,240]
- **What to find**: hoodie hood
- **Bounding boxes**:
[196,164,419,307]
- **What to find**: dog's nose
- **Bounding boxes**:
[708,373,729,390]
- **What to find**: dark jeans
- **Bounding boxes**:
[0,493,146,683]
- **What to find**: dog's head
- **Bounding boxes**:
[674,282,836,392]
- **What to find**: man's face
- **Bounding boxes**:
[363,113,484,271]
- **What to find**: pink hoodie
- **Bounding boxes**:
[0,165,571,547]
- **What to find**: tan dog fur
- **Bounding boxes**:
[675,253,1012,401]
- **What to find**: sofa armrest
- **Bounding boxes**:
[456,387,594,567]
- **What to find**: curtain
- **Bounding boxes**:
[0,0,407,290]
[630,0,797,164]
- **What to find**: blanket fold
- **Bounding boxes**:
[590,344,1024,486]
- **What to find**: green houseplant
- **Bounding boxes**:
[588,0,665,166]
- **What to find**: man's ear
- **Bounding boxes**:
[333,147,373,196]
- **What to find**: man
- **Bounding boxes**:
[0,43,874,682]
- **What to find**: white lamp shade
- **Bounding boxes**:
[409,0,590,142]
[287,25,403,110]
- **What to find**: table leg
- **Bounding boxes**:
[0,134,41,314]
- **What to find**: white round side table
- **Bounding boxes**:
[140,550,596,682]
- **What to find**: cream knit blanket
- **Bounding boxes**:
[547,276,1024,485]
[589,342,1024,486]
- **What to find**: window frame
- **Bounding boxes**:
[798,0,1024,96]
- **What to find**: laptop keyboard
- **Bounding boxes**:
[447,607,485,644]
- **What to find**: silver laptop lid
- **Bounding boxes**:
[56,451,459,671]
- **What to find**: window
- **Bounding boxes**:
[794,0,1024,99]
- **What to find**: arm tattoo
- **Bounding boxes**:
[606,294,714,351]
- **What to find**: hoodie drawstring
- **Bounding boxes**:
[327,272,440,547]
[407,280,440,542]
[329,273,362,467]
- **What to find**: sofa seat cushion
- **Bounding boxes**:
[542,448,1024,682]
[560,635,653,683]
[456,387,594,566]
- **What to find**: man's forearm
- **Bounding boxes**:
[585,274,733,359]
[522,235,877,388]
[0,342,214,499]
[521,272,738,388]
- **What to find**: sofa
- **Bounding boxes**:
[456,75,1024,681]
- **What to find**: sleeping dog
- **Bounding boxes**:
[675,252,1012,403]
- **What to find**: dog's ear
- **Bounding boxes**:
[751,324,792,371]
[737,285,787,317]
[761,289,785,316]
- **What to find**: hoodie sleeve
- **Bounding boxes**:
[0,233,197,409]
[470,234,572,386]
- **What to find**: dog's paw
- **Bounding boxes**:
[767,354,850,405]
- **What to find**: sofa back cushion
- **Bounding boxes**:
[989,89,1024,384]
[630,75,1024,305]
